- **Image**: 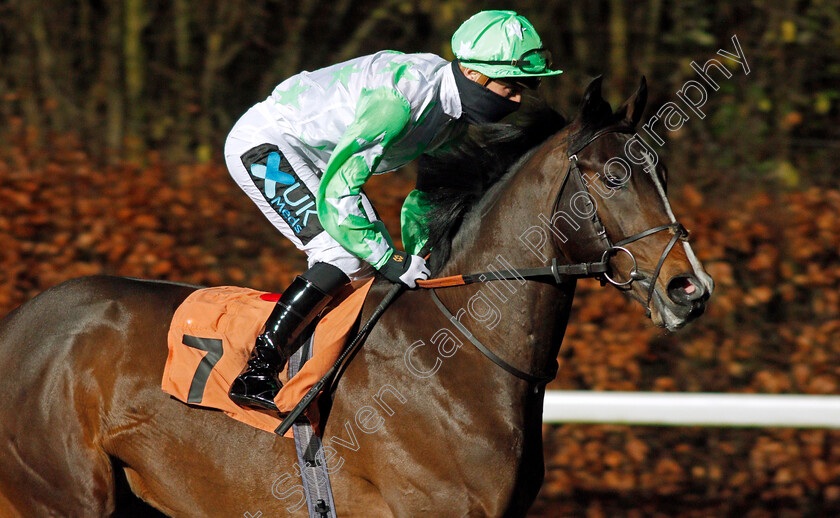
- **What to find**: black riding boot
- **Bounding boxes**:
[228,262,350,411]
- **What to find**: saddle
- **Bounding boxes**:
[161,279,374,436]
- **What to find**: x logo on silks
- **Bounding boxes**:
[250,152,295,198]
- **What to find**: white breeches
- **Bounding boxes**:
[224,105,376,280]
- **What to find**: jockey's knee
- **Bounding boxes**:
[306,252,374,282]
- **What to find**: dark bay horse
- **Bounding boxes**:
[0,78,712,517]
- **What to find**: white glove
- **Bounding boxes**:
[378,250,431,288]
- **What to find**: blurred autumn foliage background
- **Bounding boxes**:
[2,0,839,516]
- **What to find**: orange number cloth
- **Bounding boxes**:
[161,279,374,436]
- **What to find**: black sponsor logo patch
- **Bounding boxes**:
[241,143,324,245]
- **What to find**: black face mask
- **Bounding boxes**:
[451,60,520,125]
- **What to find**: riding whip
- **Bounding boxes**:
[275,282,405,436]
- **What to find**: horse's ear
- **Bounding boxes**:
[582,75,604,105]
[615,76,648,128]
[580,75,613,126]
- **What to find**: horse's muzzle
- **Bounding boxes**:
[638,273,709,330]
[666,273,710,306]
[663,274,709,327]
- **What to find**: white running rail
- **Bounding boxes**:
[543,391,840,428]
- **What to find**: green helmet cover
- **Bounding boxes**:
[452,10,562,79]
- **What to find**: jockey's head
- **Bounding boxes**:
[451,10,562,124]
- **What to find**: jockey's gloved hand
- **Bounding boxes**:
[378,250,430,288]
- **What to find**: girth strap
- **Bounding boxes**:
[428,288,555,386]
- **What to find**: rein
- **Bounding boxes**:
[415,257,608,288]
[417,126,690,385]
[277,125,693,432]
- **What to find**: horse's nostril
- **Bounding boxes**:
[667,275,704,304]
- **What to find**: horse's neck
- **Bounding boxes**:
[442,126,572,278]
[435,135,573,390]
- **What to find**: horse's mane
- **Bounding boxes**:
[418,103,567,272]
[418,85,641,273]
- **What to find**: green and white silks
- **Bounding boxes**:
[258,51,466,269]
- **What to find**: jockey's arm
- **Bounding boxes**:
[400,189,433,256]
[400,129,468,256]
[317,86,411,269]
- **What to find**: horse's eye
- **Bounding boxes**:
[603,174,624,189]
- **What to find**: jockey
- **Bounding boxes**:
[224,10,562,412]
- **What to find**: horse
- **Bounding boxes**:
[0,77,713,517]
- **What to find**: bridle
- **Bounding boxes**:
[564,126,689,307]
[417,126,690,385]
[277,125,694,435]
